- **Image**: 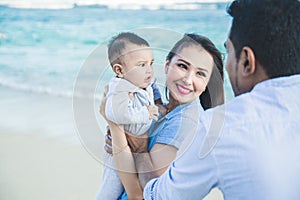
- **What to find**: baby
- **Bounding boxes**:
[96,32,159,200]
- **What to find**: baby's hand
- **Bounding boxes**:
[156,104,167,116]
[147,105,159,121]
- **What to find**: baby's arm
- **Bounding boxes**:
[151,82,162,104]
[147,105,159,121]
[151,82,167,116]
[127,94,158,122]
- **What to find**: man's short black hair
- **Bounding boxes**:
[227,0,300,78]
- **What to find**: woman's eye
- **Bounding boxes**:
[197,71,206,77]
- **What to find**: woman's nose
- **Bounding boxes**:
[183,72,193,85]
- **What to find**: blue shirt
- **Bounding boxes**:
[144,74,300,200]
[118,99,202,200]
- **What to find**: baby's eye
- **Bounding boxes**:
[178,63,187,69]
[139,63,146,67]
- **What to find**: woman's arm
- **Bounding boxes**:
[100,88,143,200]
[101,86,177,196]
[126,134,178,188]
[109,123,144,200]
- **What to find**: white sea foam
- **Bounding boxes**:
[0,77,104,101]
[0,0,231,10]
[0,78,70,97]
[0,32,7,39]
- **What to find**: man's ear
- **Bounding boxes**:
[113,64,124,78]
[240,47,256,77]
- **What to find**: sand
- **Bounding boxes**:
[0,132,223,200]
[0,131,102,200]
[0,86,223,199]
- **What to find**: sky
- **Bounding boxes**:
[0,0,232,9]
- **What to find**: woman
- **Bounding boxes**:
[100,33,224,200]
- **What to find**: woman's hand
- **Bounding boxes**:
[99,84,120,129]
[147,105,159,121]
[157,103,168,116]
[100,85,119,155]
[104,131,112,155]
[99,85,109,121]
[100,85,112,154]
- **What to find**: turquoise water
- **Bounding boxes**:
[0,2,234,156]
[0,3,233,99]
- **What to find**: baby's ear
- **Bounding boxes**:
[113,64,124,78]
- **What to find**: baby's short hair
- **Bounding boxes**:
[108,32,149,66]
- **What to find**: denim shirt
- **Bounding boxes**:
[144,75,300,200]
[118,99,202,200]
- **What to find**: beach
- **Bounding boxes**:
[0,133,223,200]
[0,86,224,199]
[0,1,230,199]
[0,86,103,199]
[0,133,101,200]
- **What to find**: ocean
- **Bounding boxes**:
[0,1,233,155]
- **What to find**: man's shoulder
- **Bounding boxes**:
[200,92,253,125]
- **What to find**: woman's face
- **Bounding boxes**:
[165,45,214,104]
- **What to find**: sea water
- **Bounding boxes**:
[0,1,233,149]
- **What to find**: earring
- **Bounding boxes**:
[165,85,169,101]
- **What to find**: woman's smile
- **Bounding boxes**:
[176,83,192,95]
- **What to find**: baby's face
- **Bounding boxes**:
[121,44,154,89]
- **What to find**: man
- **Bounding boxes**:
[142,0,300,199]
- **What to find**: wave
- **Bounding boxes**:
[0,32,7,39]
[0,78,72,97]
[0,0,230,10]
[0,78,104,100]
